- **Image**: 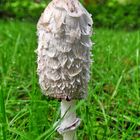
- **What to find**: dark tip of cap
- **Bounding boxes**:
[65,96,71,101]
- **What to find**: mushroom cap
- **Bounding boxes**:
[37,0,93,100]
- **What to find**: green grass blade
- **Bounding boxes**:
[0,86,7,140]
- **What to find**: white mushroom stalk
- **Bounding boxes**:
[58,100,80,140]
[37,0,93,139]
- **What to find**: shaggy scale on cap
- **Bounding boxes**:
[37,0,93,100]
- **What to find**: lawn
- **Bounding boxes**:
[0,20,140,140]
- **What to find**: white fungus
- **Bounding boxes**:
[37,0,93,101]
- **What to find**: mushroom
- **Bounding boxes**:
[37,0,93,139]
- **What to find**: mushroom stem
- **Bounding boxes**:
[57,100,80,140]
[63,131,76,140]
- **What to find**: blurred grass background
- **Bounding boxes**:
[0,0,140,140]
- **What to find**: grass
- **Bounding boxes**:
[0,19,140,140]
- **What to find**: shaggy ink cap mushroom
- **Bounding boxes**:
[37,0,93,101]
